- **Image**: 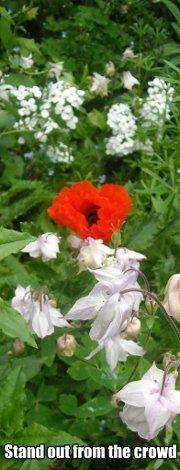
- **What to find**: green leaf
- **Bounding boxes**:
[88,109,107,130]
[162,0,180,23]
[0,227,35,261]
[40,335,56,367]
[59,394,78,416]
[0,366,26,435]
[0,11,13,49]
[20,462,48,470]
[0,111,15,129]
[128,220,159,251]
[77,395,113,418]
[3,422,85,446]
[0,298,37,348]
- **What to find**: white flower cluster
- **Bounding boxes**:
[45,143,74,164]
[12,285,69,338]
[0,76,85,145]
[89,73,109,97]
[66,245,146,371]
[106,77,174,157]
[141,77,174,127]
[106,103,137,156]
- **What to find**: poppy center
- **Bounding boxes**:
[86,205,99,226]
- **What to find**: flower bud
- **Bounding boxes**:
[163,274,180,322]
[67,234,82,250]
[105,61,115,77]
[57,334,77,357]
[13,338,25,356]
[122,317,141,338]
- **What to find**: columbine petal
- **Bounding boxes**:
[120,405,151,440]
[145,399,172,439]
[66,292,104,320]
[22,241,41,258]
[116,380,148,407]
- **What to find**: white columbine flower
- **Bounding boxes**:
[66,268,143,342]
[116,363,180,440]
[22,233,60,261]
[12,286,69,338]
[20,54,34,69]
[122,71,139,90]
[78,237,114,269]
[89,73,109,97]
[86,333,144,371]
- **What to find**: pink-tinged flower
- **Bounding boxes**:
[22,233,60,261]
[78,237,114,269]
[117,363,180,439]
[163,274,180,322]
[12,286,69,339]
[122,71,139,90]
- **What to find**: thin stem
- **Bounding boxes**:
[120,288,180,342]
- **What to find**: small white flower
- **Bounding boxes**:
[123,48,137,59]
[78,237,114,269]
[48,62,64,79]
[32,86,42,98]
[20,54,34,69]
[18,137,25,145]
[22,233,60,261]
[89,73,109,97]
[122,71,139,90]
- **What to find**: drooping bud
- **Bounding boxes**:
[67,234,83,250]
[105,61,115,77]
[163,274,180,322]
[122,317,141,338]
[13,338,25,356]
[57,333,77,357]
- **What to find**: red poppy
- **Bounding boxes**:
[47,180,132,243]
